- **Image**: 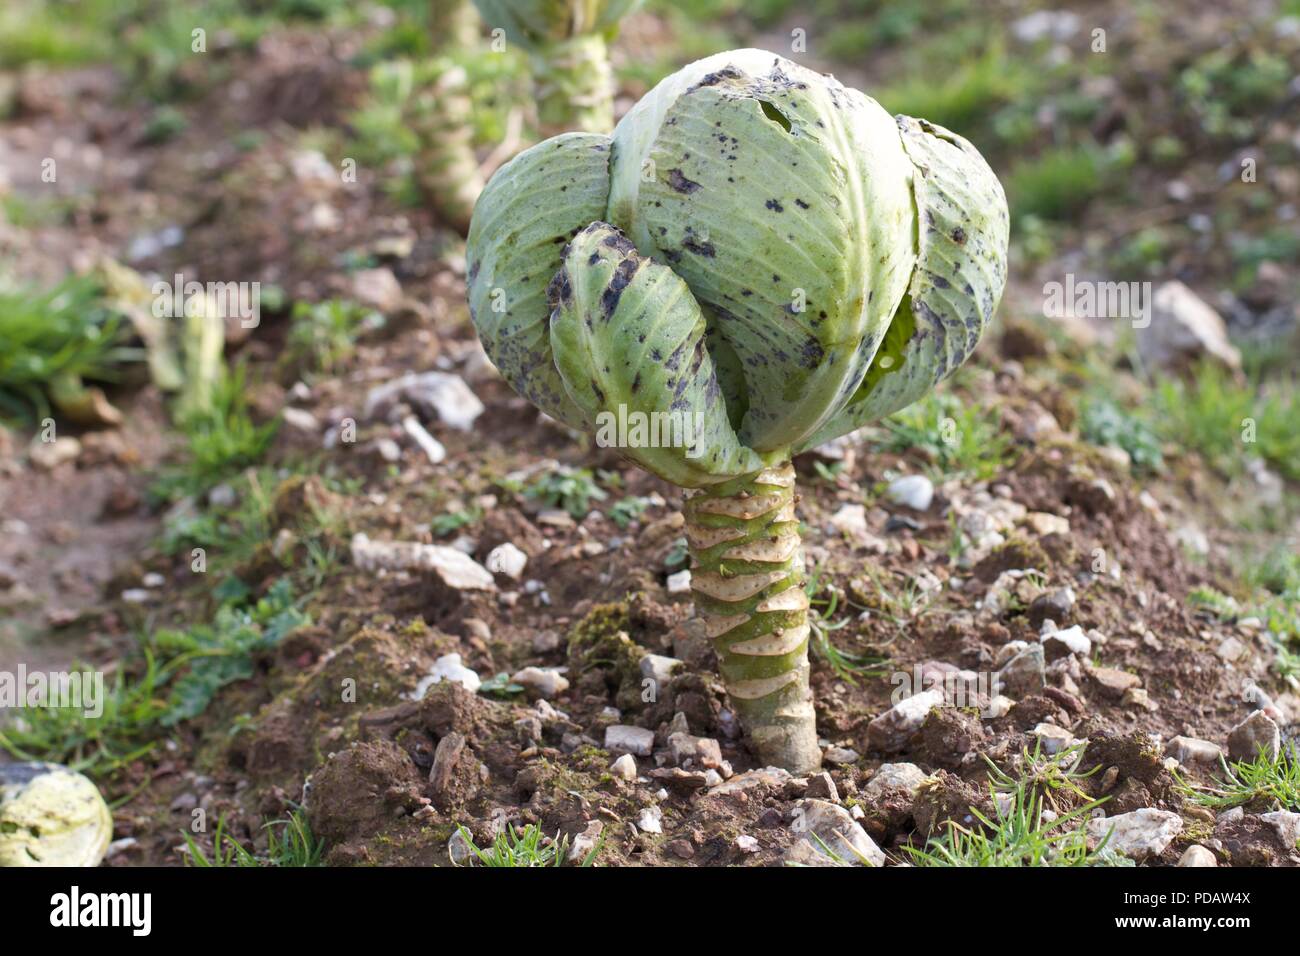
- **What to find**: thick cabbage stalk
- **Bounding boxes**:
[469,0,642,136]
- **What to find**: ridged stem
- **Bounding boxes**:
[430,0,480,53]
[411,60,483,236]
[683,462,821,773]
[528,34,614,137]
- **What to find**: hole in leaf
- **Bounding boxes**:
[759,100,792,133]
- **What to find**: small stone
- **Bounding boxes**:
[645,765,708,792]
[282,407,320,433]
[448,828,474,865]
[1089,666,1142,700]
[639,654,682,691]
[993,641,1028,669]
[411,654,482,697]
[867,689,945,752]
[1026,512,1070,537]
[486,543,528,580]
[1138,280,1241,373]
[805,772,839,802]
[351,533,495,590]
[666,569,692,594]
[105,837,139,860]
[863,762,930,803]
[29,437,80,471]
[887,474,934,512]
[401,415,446,464]
[1177,845,1217,867]
[531,629,561,653]
[271,528,295,560]
[290,148,338,186]
[783,839,846,867]
[515,715,542,747]
[735,834,759,853]
[605,725,655,757]
[637,805,663,834]
[1012,9,1081,42]
[667,838,695,859]
[1216,636,1246,662]
[1123,687,1158,712]
[568,820,604,863]
[1226,711,1280,763]
[996,643,1046,697]
[823,746,860,765]
[986,695,1014,718]
[757,808,784,828]
[1259,810,1300,848]
[829,504,869,540]
[1165,736,1223,766]
[560,732,594,754]
[1087,808,1183,861]
[363,371,484,431]
[375,438,402,462]
[1013,403,1062,442]
[790,799,885,866]
[1031,723,1076,755]
[1041,624,1091,661]
[1028,588,1076,629]
[536,508,574,528]
[709,767,792,795]
[510,667,569,699]
[1173,523,1209,556]
[206,486,237,509]
[350,267,403,312]
[610,754,637,780]
[668,732,722,769]
[1080,478,1118,514]
[1097,444,1132,471]
[428,731,466,798]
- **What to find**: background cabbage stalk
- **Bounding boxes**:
[416,0,485,234]
[470,0,642,137]
[411,58,483,235]
[467,50,1008,771]
[431,0,480,49]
